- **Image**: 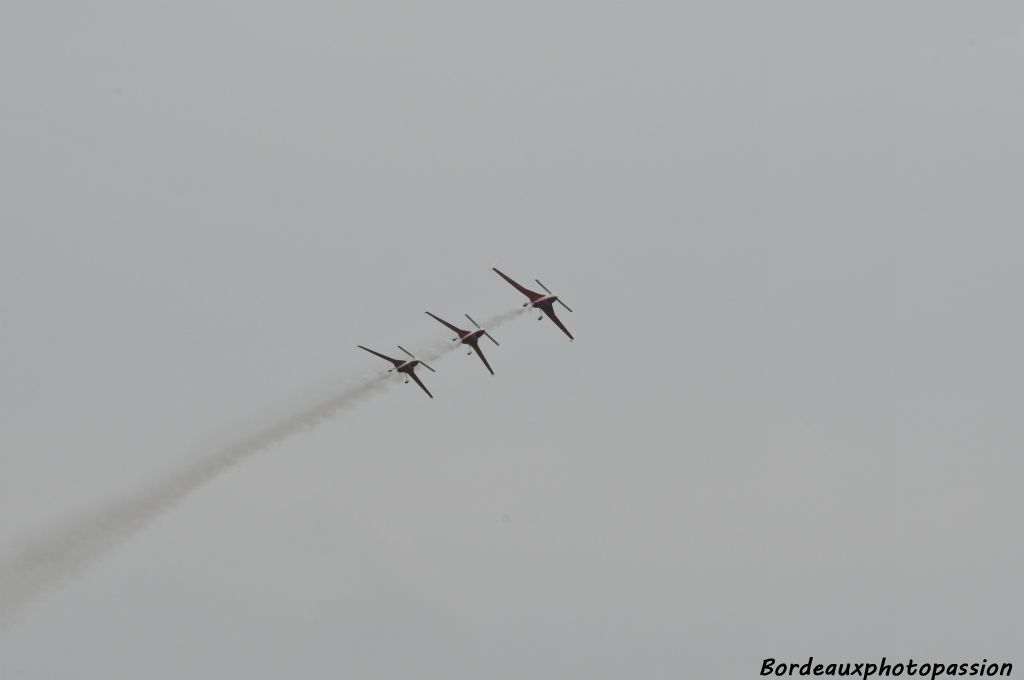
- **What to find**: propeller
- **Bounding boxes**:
[398,345,435,372]
[465,314,500,346]
[535,279,573,312]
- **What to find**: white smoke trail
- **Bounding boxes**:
[477,306,529,333]
[0,306,527,631]
[0,371,398,631]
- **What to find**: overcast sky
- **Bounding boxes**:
[1,3,1022,678]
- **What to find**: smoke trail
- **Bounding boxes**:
[0,307,527,631]
[476,306,529,335]
[0,371,399,631]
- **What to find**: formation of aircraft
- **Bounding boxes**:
[358,267,573,398]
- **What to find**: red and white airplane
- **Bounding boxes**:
[425,312,500,375]
[356,345,436,398]
[492,267,574,341]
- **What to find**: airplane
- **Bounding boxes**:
[425,312,500,375]
[492,267,574,340]
[356,345,436,398]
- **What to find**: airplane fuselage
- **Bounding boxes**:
[454,331,485,357]
[526,295,557,309]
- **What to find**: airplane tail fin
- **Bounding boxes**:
[466,314,500,345]
[535,279,573,312]
[398,345,435,372]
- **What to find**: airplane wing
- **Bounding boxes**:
[541,307,575,341]
[408,370,434,398]
[357,345,401,365]
[471,343,495,375]
[425,311,466,336]
[492,267,544,302]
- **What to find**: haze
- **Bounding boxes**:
[1,3,1022,678]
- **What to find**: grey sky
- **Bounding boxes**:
[2,3,1022,678]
